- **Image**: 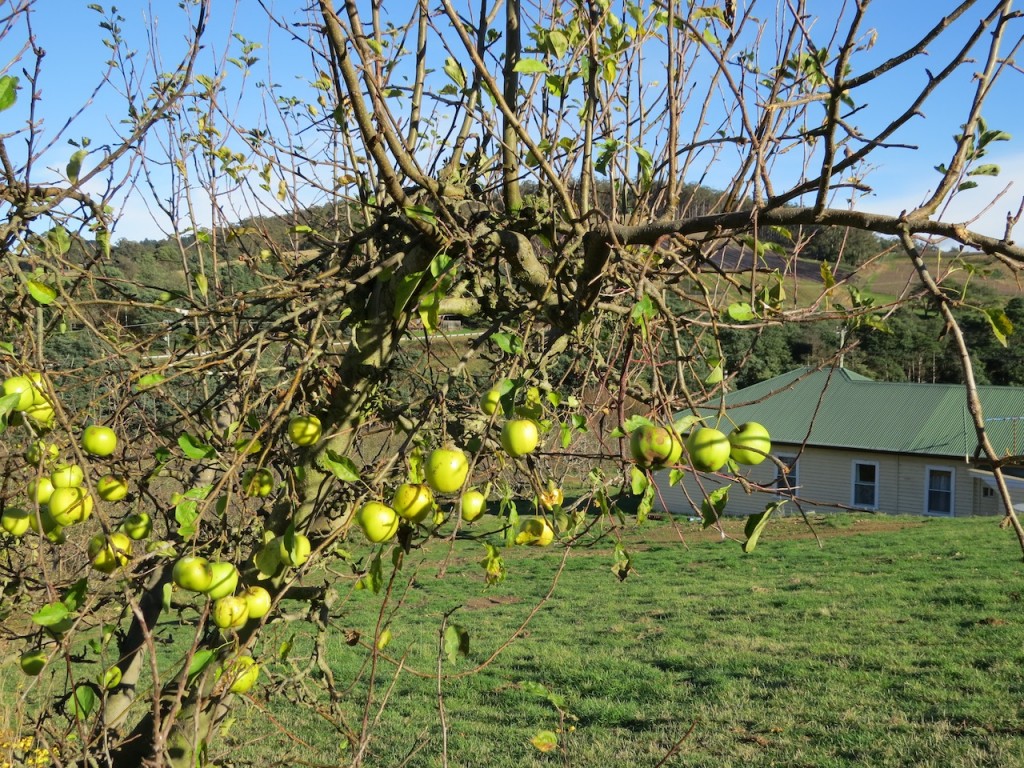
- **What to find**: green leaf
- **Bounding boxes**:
[623,414,654,434]
[27,280,57,305]
[630,294,657,338]
[701,484,730,528]
[480,542,506,585]
[982,307,1013,347]
[0,75,17,111]
[491,332,523,356]
[968,163,1000,177]
[357,552,383,592]
[134,373,165,391]
[820,261,836,289]
[611,543,632,581]
[443,624,470,663]
[742,501,784,553]
[637,480,654,525]
[72,685,97,720]
[404,204,436,226]
[443,57,466,90]
[547,29,569,59]
[194,273,209,298]
[630,466,649,496]
[63,579,89,612]
[393,271,424,319]
[186,649,217,686]
[513,58,549,74]
[32,602,71,628]
[418,289,440,333]
[957,181,979,192]
[178,433,216,460]
[530,730,559,753]
[66,149,87,183]
[727,302,756,322]
[321,449,361,482]
[175,498,199,538]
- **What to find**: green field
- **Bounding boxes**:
[5,514,1024,767]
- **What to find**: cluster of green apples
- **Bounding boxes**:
[629,420,772,473]
[353,384,561,547]
[171,556,273,632]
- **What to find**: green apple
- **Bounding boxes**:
[206,561,239,600]
[277,532,311,567]
[48,487,94,525]
[20,649,48,676]
[120,512,152,540]
[424,447,469,494]
[28,476,55,505]
[460,489,486,522]
[82,425,117,457]
[241,468,274,497]
[3,373,47,411]
[50,463,84,489]
[287,415,322,446]
[728,422,772,466]
[629,424,683,469]
[480,387,502,416]
[241,585,272,620]
[500,419,539,458]
[97,475,129,502]
[685,427,731,472]
[391,483,434,524]
[1,507,31,536]
[23,401,55,428]
[219,655,259,693]
[28,506,61,537]
[355,502,400,543]
[88,532,132,573]
[515,516,554,546]
[172,555,214,592]
[24,439,58,465]
[212,595,249,629]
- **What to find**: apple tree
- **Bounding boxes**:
[1,0,1023,766]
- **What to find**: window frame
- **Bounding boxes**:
[851,460,880,510]
[924,465,955,517]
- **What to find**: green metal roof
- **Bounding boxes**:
[699,367,1024,460]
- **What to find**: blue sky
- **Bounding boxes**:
[3,1,1021,242]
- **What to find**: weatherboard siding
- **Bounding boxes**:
[655,445,980,519]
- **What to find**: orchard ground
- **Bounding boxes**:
[4,513,1024,767]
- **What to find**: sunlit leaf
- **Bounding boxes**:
[513,58,549,74]
[320,450,361,482]
[0,75,17,111]
[742,501,784,553]
[530,730,559,753]
[27,281,57,305]
[443,624,470,663]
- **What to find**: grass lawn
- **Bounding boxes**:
[4,514,1024,767]
[210,514,1024,767]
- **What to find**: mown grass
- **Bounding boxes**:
[219,515,1024,767]
[4,515,1024,767]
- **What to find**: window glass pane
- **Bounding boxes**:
[853,463,877,508]
[927,469,953,514]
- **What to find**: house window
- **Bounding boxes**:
[982,486,995,498]
[925,467,954,516]
[852,461,879,509]
[775,454,799,496]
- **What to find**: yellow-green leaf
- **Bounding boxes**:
[27,280,57,305]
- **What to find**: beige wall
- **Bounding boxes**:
[653,444,991,519]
